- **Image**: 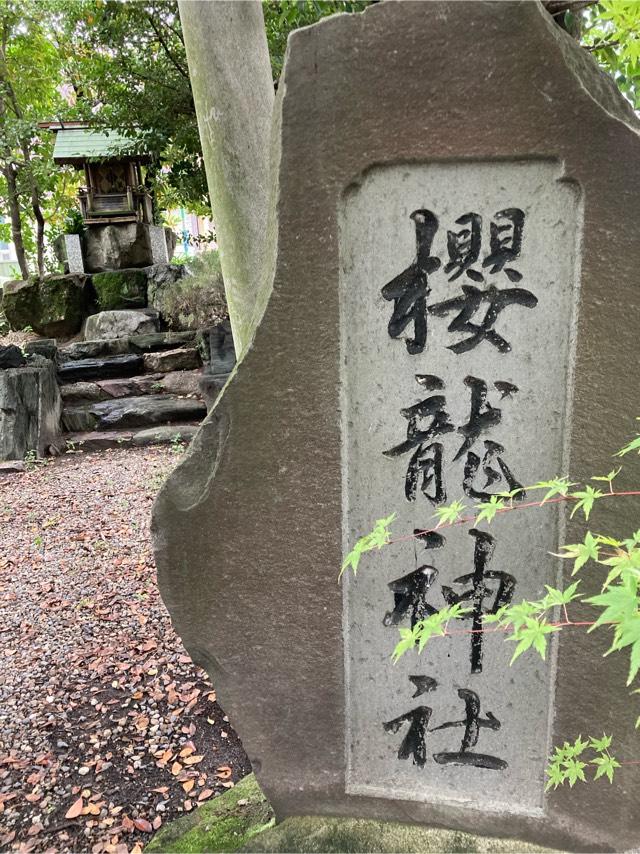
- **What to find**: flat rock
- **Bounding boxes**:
[0,460,26,474]
[95,374,164,399]
[158,369,203,397]
[92,268,149,311]
[129,331,197,353]
[0,361,61,460]
[0,345,26,369]
[58,338,131,362]
[63,430,134,451]
[83,309,159,341]
[60,382,108,403]
[143,347,201,373]
[131,424,200,446]
[62,394,207,432]
[57,354,144,383]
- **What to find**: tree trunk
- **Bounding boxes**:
[178,0,274,358]
[2,161,30,280]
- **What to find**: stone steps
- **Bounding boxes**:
[65,423,201,452]
[58,330,197,362]
[62,394,207,432]
[60,370,203,404]
[57,347,201,383]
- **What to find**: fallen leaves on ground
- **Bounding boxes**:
[0,447,250,852]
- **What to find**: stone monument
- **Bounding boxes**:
[153,3,640,850]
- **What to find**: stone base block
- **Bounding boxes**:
[0,358,62,461]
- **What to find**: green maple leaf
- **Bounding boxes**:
[340,513,396,578]
[532,477,576,504]
[570,486,604,521]
[589,733,612,752]
[507,618,561,664]
[558,532,600,575]
[433,500,467,528]
[545,761,565,791]
[615,435,640,457]
[592,754,620,783]
[541,581,581,608]
[474,495,505,526]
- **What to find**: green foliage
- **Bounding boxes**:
[546,735,620,790]
[340,513,395,578]
[391,604,470,663]
[433,499,467,527]
[474,495,505,525]
[159,250,228,331]
[530,476,576,503]
[569,485,604,520]
[581,1,640,110]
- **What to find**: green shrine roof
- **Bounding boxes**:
[51,127,149,165]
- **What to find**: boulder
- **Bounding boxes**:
[83,309,159,341]
[0,358,61,460]
[0,460,26,475]
[92,269,149,311]
[1,278,39,331]
[146,262,187,319]
[83,222,153,273]
[142,347,201,373]
[2,275,89,337]
[96,374,163,399]
[131,424,200,446]
[0,345,26,369]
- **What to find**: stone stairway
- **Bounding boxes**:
[56,328,229,451]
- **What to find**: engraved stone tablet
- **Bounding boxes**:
[341,161,581,812]
[64,234,84,274]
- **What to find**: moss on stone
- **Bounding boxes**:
[2,278,40,332]
[145,774,275,854]
[241,816,556,853]
[2,275,88,336]
[92,269,148,311]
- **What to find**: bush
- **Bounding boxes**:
[160,250,228,331]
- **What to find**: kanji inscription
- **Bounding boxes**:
[340,161,581,811]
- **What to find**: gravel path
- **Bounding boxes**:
[0,447,250,853]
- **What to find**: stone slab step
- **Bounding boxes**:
[57,354,145,383]
[59,331,197,362]
[142,347,201,373]
[60,370,205,404]
[65,423,200,452]
[62,394,206,432]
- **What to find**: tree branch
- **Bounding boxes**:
[144,11,190,80]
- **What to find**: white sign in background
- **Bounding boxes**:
[340,161,582,813]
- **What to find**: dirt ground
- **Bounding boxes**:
[0,446,250,853]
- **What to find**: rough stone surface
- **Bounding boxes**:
[59,381,108,403]
[0,345,26,369]
[58,338,131,362]
[129,330,196,353]
[83,309,159,341]
[147,773,274,854]
[57,354,144,383]
[0,359,61,460]
[146,262,187,319]
[82,222,153,273]
[3,275,89,337]
[153,3,640,852]
[1,278,39,332]
[63,394,206,432]
[149,224,170,264]
[143,347,201,374]
[197,320,236,377]
[92,269,149,312]
[24,339,57,361]
[158,370,203,398]
[131,424,200,447]
[95,374,164,399]
[179,0,274,357]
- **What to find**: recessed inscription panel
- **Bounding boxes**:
[340,161,581,812]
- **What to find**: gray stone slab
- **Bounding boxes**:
[152,3,640,851]
[57,354,144,383]
[0,361,61,460]
[149,225,170,264]
[64,234,84,274]
[63,394,206,431]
